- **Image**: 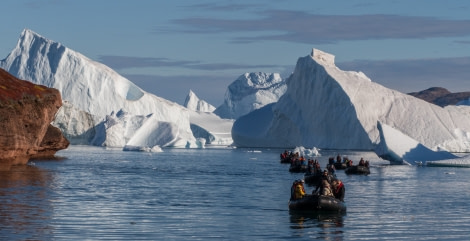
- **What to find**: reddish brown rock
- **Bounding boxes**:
[408,87,470,107]
[0,68,69,168]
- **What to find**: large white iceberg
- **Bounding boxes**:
[232,48,470,153]
[0,29,198,148]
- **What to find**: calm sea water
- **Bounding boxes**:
[1,146,469,240]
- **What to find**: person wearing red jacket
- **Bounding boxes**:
[332,179,345,201]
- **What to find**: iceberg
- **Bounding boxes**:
[374,121,457,164]
[182,89,233,146]
[0,29,200,149]
[292,146,321,158]
[189,110,234,146]
[375,120,470,167]
[52,101,101,145]
[184,90,216,112]
[214,72,286,119]
[426,155,470,167]
[232,48,470,153]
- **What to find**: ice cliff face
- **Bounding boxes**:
[214,72,286,119]
[232,49,470,152]
[52,101,100,145]
[182,90,233,146]
[374,121,457,164]
[184,90,216,112]
[1,29,196,148]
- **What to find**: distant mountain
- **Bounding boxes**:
[232,49,470,153]
[408,87,470,107]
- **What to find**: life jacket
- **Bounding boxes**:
[335,181,344,194]
[294,184,305,199]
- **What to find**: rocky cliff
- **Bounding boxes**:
[0,68,69,168]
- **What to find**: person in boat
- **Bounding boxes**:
[314,160,321,172]
[327,163,336,176]
[331,179,345,201]
[358,158,366,166]
[328,157,335,165]
[346,159,353,167]
[280,150,288,160]
[291,157,300,167]
[300,156,307,166]
[314,179,334,197]
[307,159,315,174]
[323,169,333,183]
[314,170,332,193]
[291,179,306,200]
[336,155,342,164]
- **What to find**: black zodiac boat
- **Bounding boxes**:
[333,162,347,170]
[280,156,292,164]
[288,194,346,213]
[289,164,307,173]
[345,165,370,175]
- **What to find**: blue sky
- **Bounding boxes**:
[2,0,470,105]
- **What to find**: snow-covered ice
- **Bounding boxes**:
[214,72,286,119]
[184,90,216,112]
[426,154,470,167]
[292,146,321,158]
[374,121,458,164]
[189,110,234,146]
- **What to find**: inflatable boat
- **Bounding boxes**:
[288,194,346,213]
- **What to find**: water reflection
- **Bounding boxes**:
[0,163,54,240]
[289,211,346,232]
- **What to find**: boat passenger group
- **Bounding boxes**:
[281,150,370,173]
[291,170,345,202]
[281,150,371,212]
